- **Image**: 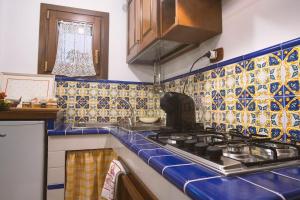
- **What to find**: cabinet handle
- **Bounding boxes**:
[95,50,99,64]
[44,61,48,72]
[0,133,7,137]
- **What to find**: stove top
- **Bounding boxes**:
[147,127,300,175]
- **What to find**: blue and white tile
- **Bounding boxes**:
[272,166,300,181]
[148,155,192,175]
[139,148,173,163]
[240,171,300,199]
[163,163,220,192]
[130,143,160,154]
[185,176,283,200]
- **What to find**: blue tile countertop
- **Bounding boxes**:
[47,124,109,136]
[48,126,300,200]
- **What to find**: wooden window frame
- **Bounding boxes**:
[37,3,109,79]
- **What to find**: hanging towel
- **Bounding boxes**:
[101,159,127,200]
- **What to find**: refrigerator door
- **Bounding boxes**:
[0,121,45,200]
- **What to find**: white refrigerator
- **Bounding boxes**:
[0,121,45,200]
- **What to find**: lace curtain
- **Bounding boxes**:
[52,21,96,77]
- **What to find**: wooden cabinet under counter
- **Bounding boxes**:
[117,157,158,200]
[0,108,60,120]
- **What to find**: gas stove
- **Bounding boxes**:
[147,127,300,176]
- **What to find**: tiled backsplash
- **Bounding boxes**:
[55,38,299,142]
[56,79,160,123]
[163,44,299,141]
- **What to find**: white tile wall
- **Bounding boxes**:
[48,135,112,151]
[48,167,65,185]
[48,151,65,168]
[47,189,64,200]
[47,134,112,200]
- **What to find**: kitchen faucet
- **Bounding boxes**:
[112,98,136,128]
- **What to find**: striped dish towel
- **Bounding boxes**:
[101,160,126,200]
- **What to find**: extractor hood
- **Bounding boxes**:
[127,0,222,65]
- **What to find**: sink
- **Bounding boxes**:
[71,122,163,132]
[71,122,118,129]
[120,122,163,132]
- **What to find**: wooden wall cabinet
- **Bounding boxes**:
[127,0,159,63]
[127,0,222,65]
[127,0,140,62]
[139,0,159,50]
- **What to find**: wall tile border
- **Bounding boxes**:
[55,76,153,85]
[47,184,65,190]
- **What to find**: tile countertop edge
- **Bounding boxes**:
[109,128,300,200]
[47,124,110,136]
[47,126,300,200]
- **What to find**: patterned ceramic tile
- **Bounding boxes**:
[282,46,300,97]
[252,53,274,99]
[254,99,271,136]
[162,48,299,141]
[55,43,300,141]
[56,81,160,123]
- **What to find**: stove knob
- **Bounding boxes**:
[195,143,208,156]
[206,146,223,161]
[184,139,197,151]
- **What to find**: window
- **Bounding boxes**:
[38,4,109,79]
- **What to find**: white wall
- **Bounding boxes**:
[162,0,300,80]
[2,0,299,82]
[0,0,154,82]
[0,0,5,65]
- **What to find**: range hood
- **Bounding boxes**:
[129,40,199,65]
[127,0,222,65]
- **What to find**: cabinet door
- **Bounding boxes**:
[127,0,140,61]
[139,0,158,50]
[116,157,158,200]
[117,175,143,200]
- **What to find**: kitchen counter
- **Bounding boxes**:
[48,125,300,200]
[47,123,110,135]
[0,108,59,120]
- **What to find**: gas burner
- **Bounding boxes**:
[194,143,208,156]
[169,135,193,140]
[250,141,300,160]
[184,139,197,151]
[226,143,246,154]
[206,146,223,161]
[166,135,192,147]
[147,128,300,176]
[196,133,224,144]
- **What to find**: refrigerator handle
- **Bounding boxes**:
[0,133,7,137]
